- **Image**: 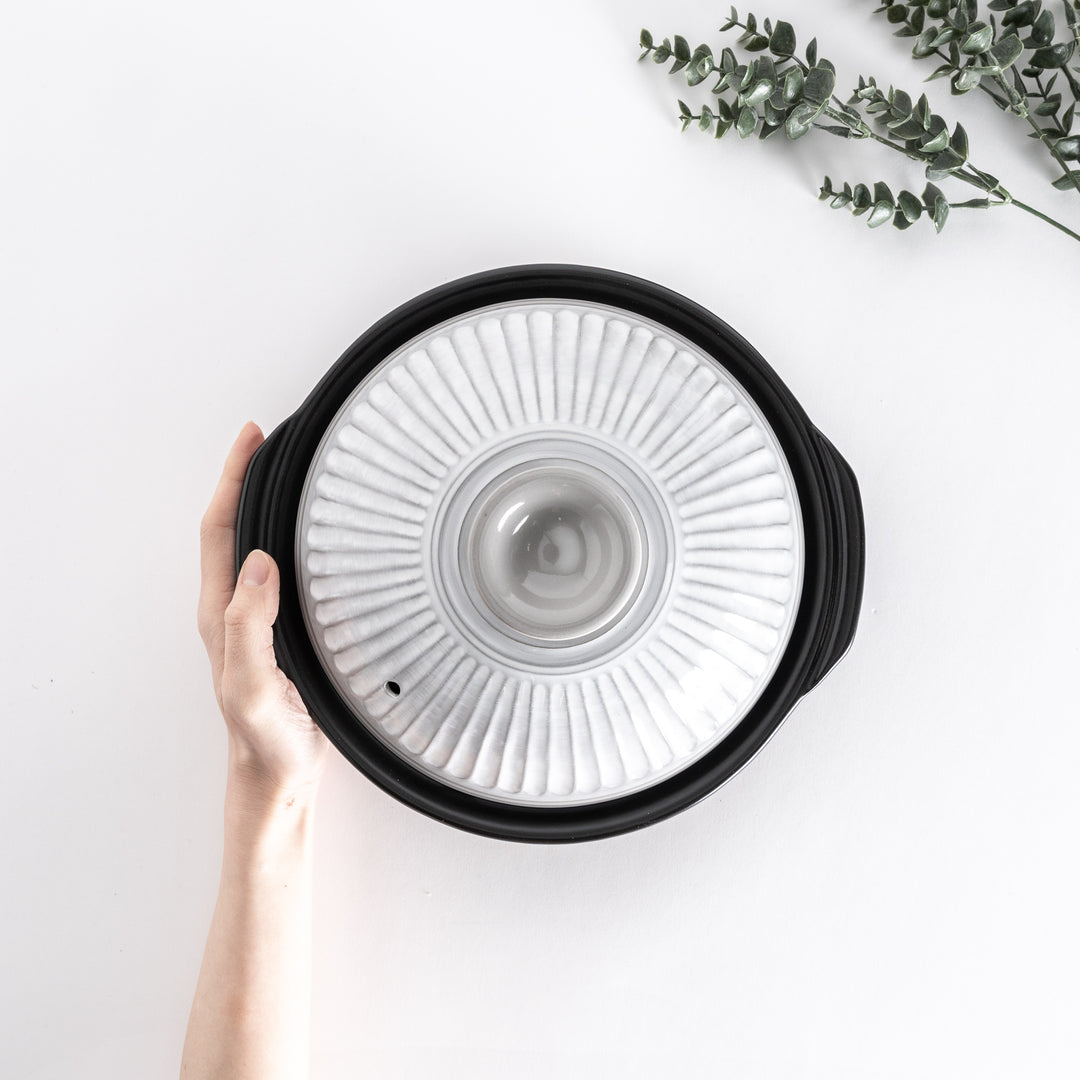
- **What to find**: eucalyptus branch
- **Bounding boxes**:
[869,1,1080,197]
[638,10,1080,243]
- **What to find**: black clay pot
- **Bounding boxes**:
[237,265,864,842]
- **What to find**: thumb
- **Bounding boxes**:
[221,550,282,705]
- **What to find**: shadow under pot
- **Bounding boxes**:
[237,264,865,842]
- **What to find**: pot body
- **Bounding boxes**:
[237,265,864,842]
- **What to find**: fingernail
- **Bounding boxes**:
[241,551,270,587]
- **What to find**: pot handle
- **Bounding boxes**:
[802,430,865,693]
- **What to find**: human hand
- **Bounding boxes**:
[197,422,329,807]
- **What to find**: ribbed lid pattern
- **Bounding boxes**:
[297,301,803,806]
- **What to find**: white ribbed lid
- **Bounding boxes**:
[297,300,804,806]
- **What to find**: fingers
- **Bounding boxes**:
[221,551,283,719]
[198,423,265,661]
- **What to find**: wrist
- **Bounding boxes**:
[224,763,320,854]
[225,736,322,815]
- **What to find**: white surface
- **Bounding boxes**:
[297,299,803,806]
[2,1,1078,1077]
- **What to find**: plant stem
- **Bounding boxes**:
[1010,196,1080,240]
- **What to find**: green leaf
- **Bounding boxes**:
[887,5,909,25]
[653,45,671,63]
[743,75,777,107]
[806,37,818,67]
[852,183,872,212]
[988,33,1023,69]
[763,99,786,126]
[932,195,950,232]
[926,147,966,178]
[927,63,954,81]
[954,66,982,91]
[960,23,993,54]
[873,180,895,206]
[770,20,797,55]
[1028,9,1054,47]
[1051,170,1080,189]
[1030,42,1075,68]
[720,47,737,73]
[890,89,913,117]
[891,117,928,139]
[897,189,923,222]
[678,99,692,118]
[745,12,757,33]
[745,34,770,51]
[867,200,895,227]
[715,118,733,138]
[699,104,715,130]
[1063,104,1076,134]
[783,67,805,103]
[1002,2,1036,27]
[673,35,691,62]
[1034,96,1062,116]
[670,57,689,74]
[640,29,654,50]
[920,126,950,153]
[950,123,970,160]
[686,63,712,86]
[736,104,757,137]
[1055,135,1080,160]
[803,65,836,105]
[785,101,818,139]
[913,28,938,58]
[715,98,734,122]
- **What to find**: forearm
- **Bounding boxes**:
[181,754,318,1080]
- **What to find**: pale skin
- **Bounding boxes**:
[181,422,330,1080]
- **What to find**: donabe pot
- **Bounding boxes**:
[237,265,864,842]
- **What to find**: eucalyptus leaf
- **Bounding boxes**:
[770,20,796,55]
[1028,9,1054,47]
[1052,170,1080,189]
[954,66,982,91]
[1056,136,1080,160]
[960,23,993,55]
[897,189,923,221]
[867,199,894,226]
[736,103,757,137]
[803,65,836,104]
[1029,42,1074,68]
[783,67,805,103]
[891,117,928,139]
[743,75,777,107]
[932,195,950,232]
[988,33,1023,69]
[950,123,970,160]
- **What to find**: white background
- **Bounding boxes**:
[3,1,1078,1077]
